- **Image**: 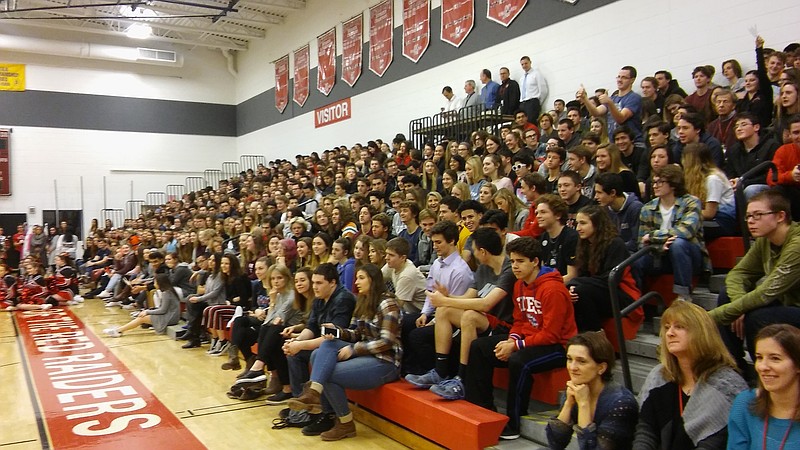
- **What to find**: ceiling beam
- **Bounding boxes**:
[237,0,304,11]
[4,19,248,50]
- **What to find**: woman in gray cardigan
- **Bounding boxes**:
[103,273,181,337]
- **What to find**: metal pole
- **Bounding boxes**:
[103,176,107,210]
[80,175,84,237]
[130,180,134,203]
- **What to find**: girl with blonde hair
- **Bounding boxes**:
[681,143,737,238]
[493,188,528,232]
[464,155,486,201]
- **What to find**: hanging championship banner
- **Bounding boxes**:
[0,129,9,196]
[274,55,289,113]
[487,0,526,27]
[341,14,363,87]
[293,45,310,107]
[441,0,474,47]
[317,27,336,96]
[369,0,393,77]
[402,0,429,63]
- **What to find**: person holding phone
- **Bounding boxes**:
[286,264,401,441]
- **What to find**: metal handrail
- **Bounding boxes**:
[733,160,777,251]
[608,245,666,390]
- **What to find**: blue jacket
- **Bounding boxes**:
[671,132,724,168]
[337,258,356,292]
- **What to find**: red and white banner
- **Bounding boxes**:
[487,0,526,27]
[293,45,310,107]
[315,97,352,128]
[15,308,206,450]
[341,14,363,87]
[369,0,393,77]
[317,27,336,96]
[402,0,429,63]
[274,55,289,113]
[441,0,474,47]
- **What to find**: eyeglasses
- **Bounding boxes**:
[652,179,667,186]
[525,135,537,140]
[512,163,527,171]
[745,211,776,221]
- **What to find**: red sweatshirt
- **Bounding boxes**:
[768,143,800,187]
[509,267,577,349]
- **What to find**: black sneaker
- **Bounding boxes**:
[265,391,292,405]
[499,423,520,440]
[279,408,290,420]
[234,370,267,385]
[302,413,335,436]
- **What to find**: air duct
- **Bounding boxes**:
[0,35,183,67]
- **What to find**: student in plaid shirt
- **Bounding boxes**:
[634,165,709,300]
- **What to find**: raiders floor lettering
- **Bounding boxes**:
[14,308,206,450]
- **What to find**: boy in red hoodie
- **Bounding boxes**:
[465,237,577,440]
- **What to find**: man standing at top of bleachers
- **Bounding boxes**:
[479,69,500,111]
[498,66,520,116]
[519,56,547,123]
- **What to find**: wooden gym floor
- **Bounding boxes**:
[0,299,413,450]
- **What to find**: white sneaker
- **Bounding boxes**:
[122,304,136,310]
[67,300,79,305]
[104,328,121,338]
[73,295,84,303]
[105,301,122,307]
[226,306,244,328]
[97,291,113,299]
[41,304,53,310]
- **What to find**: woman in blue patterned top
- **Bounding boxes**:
[287,263,401,441]
[546,331,638,449]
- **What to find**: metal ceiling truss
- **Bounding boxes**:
[0,0,305,51]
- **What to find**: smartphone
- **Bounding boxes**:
[321,326,340,338]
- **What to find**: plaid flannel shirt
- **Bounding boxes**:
[638,193,710,270]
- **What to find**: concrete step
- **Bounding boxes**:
[625,332,659,359]
[166,323,187,340]
[708,274,726,294]
[613,354,657,394]
[691,286,718,311]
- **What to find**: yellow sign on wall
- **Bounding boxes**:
[0,64,25,91]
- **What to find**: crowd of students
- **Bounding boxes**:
[1,34,800,448]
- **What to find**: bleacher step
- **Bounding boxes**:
[166,323,186,340]
[625,333,659,359]
[612,354,657,395]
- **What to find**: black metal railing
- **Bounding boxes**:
[609,245,666,390]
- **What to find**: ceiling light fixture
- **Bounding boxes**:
[126,23,152,39]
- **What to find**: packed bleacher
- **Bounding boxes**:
[2,33,800,448]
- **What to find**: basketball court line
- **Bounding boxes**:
[14,308,207,450]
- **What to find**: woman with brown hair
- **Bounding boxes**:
[728,324,800,449]
[594,144,639,197]
[635,301,747,449]
[546,332,638,449]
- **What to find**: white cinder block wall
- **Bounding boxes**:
[236,0,800,158]
[0,47,237,228]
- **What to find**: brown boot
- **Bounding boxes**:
[320,418,356,441]
[221,345,241,370]
[264,372,282,395]
[286,381,322,414]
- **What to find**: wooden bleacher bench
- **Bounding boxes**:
[492,366,569,406]
[347,381,507,450]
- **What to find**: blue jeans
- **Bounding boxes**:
[634,237,702,296]
[310,339,399,417]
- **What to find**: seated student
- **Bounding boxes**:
[671,112,725,169]
[635,301,747,450]
[397,201,422,265]
[709,190,800,373]
[465,237,577,440]
[415,209,437,269]
[493,188,529,233]
[331,237,356,292]
[594,143,640,197]
[534,194,579,283]
[546,332,638,450]
[542,145,566,194]
[635,165,709,301]
[370,213,392,241]
[286,264,401,441]
[405,221,474,376]
[103,273,181,337]
[557,171,594,229]
[233,266,312,383]
[407,228,515,400]
[478,209,518,247]
[0,264,17,310]
[51,254,80,305]
[594,173,643,253]
[568,206,642,332]
[725,112,779,200]
[727,324,800,449]
[14,259,55,311]
[682,142,738,240]
[382,238,427,316]
[281,263,356,436]
[388,191,407,236]
[767,114,800,221]
[567,146,597,199]
[457,200,486,268]
[203,253,252,356]
[182,253,225,349]
[512,172,548,239]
